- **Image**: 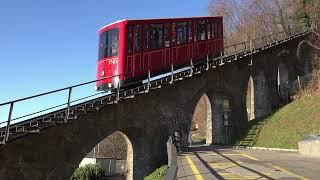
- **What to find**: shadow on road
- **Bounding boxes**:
[188,145,275,180]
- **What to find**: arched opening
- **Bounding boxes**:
[77,131,133,180]
[190,94,212,145]
[246,76,255,121]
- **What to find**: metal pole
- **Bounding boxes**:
[65,87,72,123]
[146,69,150,92]
[170,63,174,84]
[220,51,224,65]
[116,75,120,102]
[3,102,14,144]
[189,58,193,77]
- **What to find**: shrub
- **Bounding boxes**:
[70,163,105,180]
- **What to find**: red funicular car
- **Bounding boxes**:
[96,16,223,91]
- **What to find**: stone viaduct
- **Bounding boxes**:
[0,31,314,180]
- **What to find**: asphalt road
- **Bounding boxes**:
[177,145,320,180]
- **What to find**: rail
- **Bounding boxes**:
[0,24,317,145]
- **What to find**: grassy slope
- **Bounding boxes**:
[144,165,168,180]
[237,95,320,149]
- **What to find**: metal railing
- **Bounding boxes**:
[164,135,178,180]
[0,25,316,145]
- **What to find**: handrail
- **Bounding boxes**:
[0,75,115,106]
[0,91,106,126]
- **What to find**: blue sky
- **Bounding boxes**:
[0,0,209,123]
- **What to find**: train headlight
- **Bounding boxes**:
[101,70,105,77]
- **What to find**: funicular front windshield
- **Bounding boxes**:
[98,28,119,59]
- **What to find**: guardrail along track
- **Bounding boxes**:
[0,27,317,146]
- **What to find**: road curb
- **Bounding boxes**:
[233,146,298,152]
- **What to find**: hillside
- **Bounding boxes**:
[235,95,320,149]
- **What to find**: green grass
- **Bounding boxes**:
[191,134,206,142]
[235,95,320,149]
[144,165,168,180]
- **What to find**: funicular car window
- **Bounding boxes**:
[214,23,220,38]
[216,23,219,38]
[150,24,163,50]
[98,31,107,59]
[176,22,187,45]
[197,21,206,41]
[212,23,215,38]
[164,23,170,47]
[188,22,193,43]
[172,23,176,45]
[99,28,119,58]
[194,23,197,42]
[144,25,149,50]
[135,25,141,52]
[127,26,133,54]
[207,22,211,40]
[219,23,223,38]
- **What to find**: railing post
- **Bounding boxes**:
[219,51,224,65]
[2,102,14,144]
[146,69,151,92]
[189,58,193,77]
[116,75,120,102]
[65,87,72,122]
[249,40,253,66]
[170,63,174,84]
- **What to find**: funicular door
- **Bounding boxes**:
[126,25,134,80]
[207,21,212,57]
[142,24,151,77]
[171,22,177,67]
[211,22,216,57]
[163,23,171,71]
[133,25,144,79]
[149,24,164,74]
[188,21,194,61]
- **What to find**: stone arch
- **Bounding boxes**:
[246,76,255,120]
[203,92,232,145]
[297,40,314,75]
[190,93,212,145]
[119,131,133,180]
[77,130,133,180]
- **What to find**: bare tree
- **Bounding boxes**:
[208,0,297,45]
[86,131,127,160]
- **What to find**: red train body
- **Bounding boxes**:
[96,16,223,91]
